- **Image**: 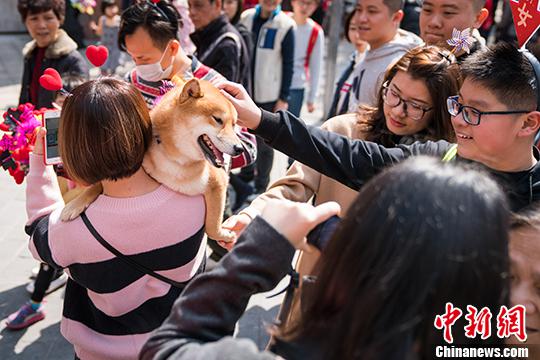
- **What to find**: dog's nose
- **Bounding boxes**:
[232,144,244,156]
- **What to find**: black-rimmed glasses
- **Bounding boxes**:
[446,96,531,126]
[382,82,433,121]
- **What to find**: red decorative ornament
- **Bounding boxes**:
[86,45,109,67]
[39,68,63,91]
[510,0,540,48]
[151,0,160,3]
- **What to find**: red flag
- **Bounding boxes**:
[510,0,540,48]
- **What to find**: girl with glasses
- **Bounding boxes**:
[223,45,461,324]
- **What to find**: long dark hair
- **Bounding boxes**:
[278,157,510,359]
[362,46,461,146]
[228,0,244,25]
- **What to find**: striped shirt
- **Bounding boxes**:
[25,154,206,360]
[127,55,257,169]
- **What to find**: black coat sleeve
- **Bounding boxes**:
[253,110,453,190]
[279,28,295,102]
[140,217,295,360]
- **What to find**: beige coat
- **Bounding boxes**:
[240,113,366,324]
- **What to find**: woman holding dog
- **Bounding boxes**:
[221,45,461,321]
[25,78,207,360]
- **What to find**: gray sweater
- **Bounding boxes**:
[140,217,304,360]
[347,29,423,111]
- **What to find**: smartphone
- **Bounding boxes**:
[42,110,62,165]
[306,214,341,251]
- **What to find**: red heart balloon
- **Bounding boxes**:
[39,68,63,91]
[0,122,9,131]
[86,45,109,67]
[13,169,25,184]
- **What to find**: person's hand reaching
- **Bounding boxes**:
[218,212,254,250]
[214,80,262,130]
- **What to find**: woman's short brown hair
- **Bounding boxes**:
[59,78,152,185]
[17,0,66,22]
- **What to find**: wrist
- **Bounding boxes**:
[250,107,263,130]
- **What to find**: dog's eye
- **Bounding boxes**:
[212,116,223,125]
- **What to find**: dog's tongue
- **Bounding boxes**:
[212,146,224,164]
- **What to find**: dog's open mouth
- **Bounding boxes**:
[198,134,225,168]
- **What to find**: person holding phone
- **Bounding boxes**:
[221,46,460,324]
[141,158,509,359]
[6,74,86,330]
[22,78,208,359]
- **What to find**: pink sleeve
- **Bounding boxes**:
[26,153,65,225]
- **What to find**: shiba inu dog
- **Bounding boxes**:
[60,78,243,242]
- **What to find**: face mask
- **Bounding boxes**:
[135,43,174,82]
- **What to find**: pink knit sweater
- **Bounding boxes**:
[25,153,206,359]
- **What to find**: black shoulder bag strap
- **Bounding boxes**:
[80,211,184,288]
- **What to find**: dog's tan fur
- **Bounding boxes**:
[60,78,242,242]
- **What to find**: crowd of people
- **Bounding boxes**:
[3,0,540,359]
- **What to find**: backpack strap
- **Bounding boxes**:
[304,19,321,81]
[441,144,458,162]
[198,32,241,63]
[80,212,186,288]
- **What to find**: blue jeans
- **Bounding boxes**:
[288,88,305,117]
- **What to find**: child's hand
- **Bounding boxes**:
[32,127,46,156]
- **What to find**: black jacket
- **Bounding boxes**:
[19,29,88,108]
[140,217,321,360]
[191,15,252,95]
[253,110,540,212]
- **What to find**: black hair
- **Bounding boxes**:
[101,0,118,14]
[278,157,510,359]
[460,43,537,111]
[118,0,181,51]
[17,0,65,22]
[382,0,404,12]
[225,0,243,25]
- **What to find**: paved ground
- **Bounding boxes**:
[0,33,353,359]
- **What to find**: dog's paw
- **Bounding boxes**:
[208,228,237,243]
[60,202,88,222]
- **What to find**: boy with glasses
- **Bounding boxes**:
[220,42,540,212]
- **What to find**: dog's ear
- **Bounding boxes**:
[179,79,203,103]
